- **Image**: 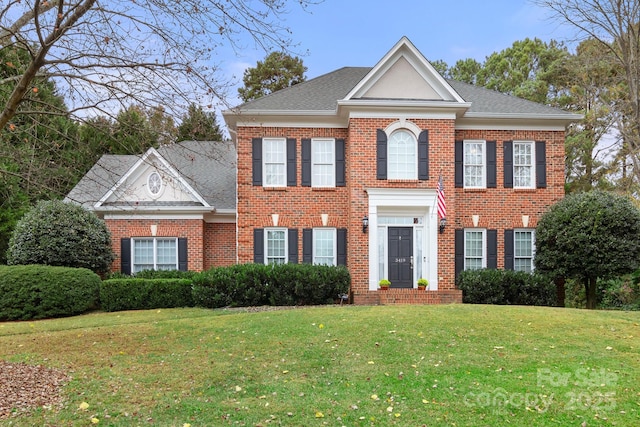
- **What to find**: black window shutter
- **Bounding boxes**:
[455,141,463,188]
[301,139,311,187]
[504,229,514,270]
[337,228,347,266]
[418,130,429,180]
[336,138,346,186]
[302,228,313,263]
[454,229,464,278]
[376,129,387,180]
[487,141,497,188]
[487,230,497,269]
[253,228,264,264]
[252,138,262,186]
[120,238,131,275]
[536,141,547,188]
[504,141,513,188]
[287,138,297,187]
[178,238,188,271]
[288,228,298,263]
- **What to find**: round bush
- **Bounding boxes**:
[0,265,101,320]
[7,200,115,275]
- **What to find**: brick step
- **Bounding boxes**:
[352,289,462,305]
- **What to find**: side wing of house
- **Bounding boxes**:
[66,140,237,274]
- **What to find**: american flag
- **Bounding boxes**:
[437,175,446,220]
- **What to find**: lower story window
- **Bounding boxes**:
[313,228,336,265]
[266,229,287,265]
[514,230,535,272]
[465,229,486,270]
[133,238,177,273]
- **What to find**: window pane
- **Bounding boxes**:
[314,229,335,265]
[312,139,335,187]
[388,130,416,179]
[464,142,485,187]
[264,139,286,186]
[378,226,386,280]
[133,239,154,273]
[266,230,286,265]
[156,239,177,270]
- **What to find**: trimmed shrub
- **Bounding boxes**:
[133,270,199,280]
[100,278,194,312]
[192,263,350,308]
[0,265,100,320]
[6,200,115,275]
[456,269,556,306]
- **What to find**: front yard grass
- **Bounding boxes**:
[1,304,639,426]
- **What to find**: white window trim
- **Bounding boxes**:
[265,228,288,265]
[463,140,486,189]
[514,228,536,272]
[263,137,287,188]
[464,228,486,270]
[387,129,418,180]
[513,140,536,189]
[146,171,163,198]
[132,237,178,272]
[313,228,337,266]
[311,138,336,188]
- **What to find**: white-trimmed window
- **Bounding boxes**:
[388,130,417,179]
[263,137,286,187]
[464,140,486,188]
[312,138,335,187]
[266,229,287,265]
[313,228,336,265]
[513,141,535,188]
[464,229,486,270]
[132,238,177,273]
[147,172,163,197]
[514,230,535,272]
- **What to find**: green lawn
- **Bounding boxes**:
[1,304,639,426]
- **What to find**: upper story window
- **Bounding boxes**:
[464,140,486,188]
[464,229,486,270]
[312,138,335,187]
[513,141,535,188]
[263,138,287,187]
[514,229,535,272]
[388,130,417,179]
[147,172,163,196]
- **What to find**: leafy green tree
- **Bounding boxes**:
[448,58,483,85]
[176,104,224,141]
[238,52,307,102]
[535,191,640,309]
[7,200,115,275]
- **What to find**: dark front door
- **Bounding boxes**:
[388,227,413,288]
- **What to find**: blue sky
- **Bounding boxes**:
[223,0,577,86]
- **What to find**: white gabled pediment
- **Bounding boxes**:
[95,147,210,209]
[345,36,465,103]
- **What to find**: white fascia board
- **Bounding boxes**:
[338,99,471,120]
[103,212,207,221]
[95,149,154,208]
[231,110,347,129]
[456,114,582,131]
[98,205,214,214]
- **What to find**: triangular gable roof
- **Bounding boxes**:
[344,36,465,103]
[95,147,210,209]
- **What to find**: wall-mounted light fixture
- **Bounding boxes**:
[362,216,369,233]
[439,218,447,234]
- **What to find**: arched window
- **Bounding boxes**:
[388,130,417,179]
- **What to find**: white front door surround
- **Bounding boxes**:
[366,188,439,291]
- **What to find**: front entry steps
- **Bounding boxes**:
[352,289,463,305]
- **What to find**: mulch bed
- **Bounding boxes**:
[0,361,70,419]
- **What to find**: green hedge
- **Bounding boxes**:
[0,265,100,320]
[456,269,557,306]
[100,278,194,312]
[192,263,351,309]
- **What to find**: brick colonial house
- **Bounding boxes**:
[68,37,580,305]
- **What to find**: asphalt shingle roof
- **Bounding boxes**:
[235,66,573,117]
[66,140,236,211]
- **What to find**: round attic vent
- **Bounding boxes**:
[147,171,163,196]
